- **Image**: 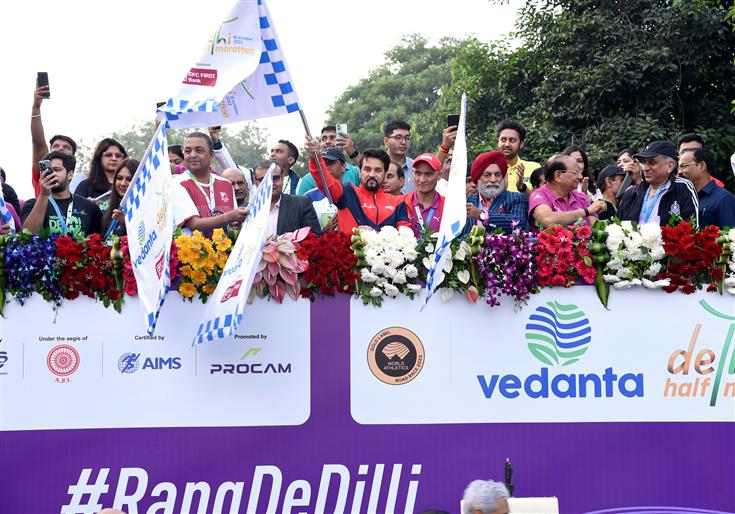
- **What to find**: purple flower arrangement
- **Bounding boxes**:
[2,233,62,306]
[475,228,538,310]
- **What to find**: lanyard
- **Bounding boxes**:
[48,197,74,235]
[188,172,215,215]
[104,219,118,241]
[414,196,436,232]
[641,184,666,223]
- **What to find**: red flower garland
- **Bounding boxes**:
[119,236,179,296]
[534,224,597,287]
[55,234,123,306]
[660,222,722,294]
[301,231,359,299]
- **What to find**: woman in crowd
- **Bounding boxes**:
[102,158,138,240]
[617,147,642,189]
[76,138,128,210]
[563,145,597,198]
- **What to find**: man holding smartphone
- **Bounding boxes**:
[21,152,102,237]
[296,125,361,195]
[30,74,78,196]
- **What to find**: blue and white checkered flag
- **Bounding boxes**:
[121,121,174,335]
[0,188,15,233]
[164,0,302,129]
[194,166,274,345]
[422,94,469,310]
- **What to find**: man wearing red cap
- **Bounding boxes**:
[403,153,445,237]
[466,151,528,232]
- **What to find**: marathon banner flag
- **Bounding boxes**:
[121,121,174,335]
[422,93,469,310]
[193,165,274,345]
[161,0,301,129]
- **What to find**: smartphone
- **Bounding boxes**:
[447,114,460,128]
[336,123,348,137]
[37,72,50,98]
[39,159,53,176]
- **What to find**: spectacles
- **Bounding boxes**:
[561,169,583,176]
[387,135,411,143]
[677,162,697,171]
[103,152,125,159]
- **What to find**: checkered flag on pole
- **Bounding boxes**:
[163,0,302,128]
[121,121,174,335]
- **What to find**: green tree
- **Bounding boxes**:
[326,34,463,155]
[443,0,735,185]
[106,120,268,170]
[217,122,268,169]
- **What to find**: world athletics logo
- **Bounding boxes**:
[525,301,591,367]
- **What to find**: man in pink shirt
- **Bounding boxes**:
[528,154,607,229]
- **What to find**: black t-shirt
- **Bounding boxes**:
[20,195,103,238]
[597,200,617,221]
[75,179,111,213]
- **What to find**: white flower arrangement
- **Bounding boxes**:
[354,226,421,306]
[724,228,735,295]
[603,221,670,290]
[419,235,473,301]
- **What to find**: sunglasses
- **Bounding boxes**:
[103,152,125,159]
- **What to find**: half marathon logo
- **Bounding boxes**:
[663,300,735,407]
[368,327,425,385]
[478,301,643,399]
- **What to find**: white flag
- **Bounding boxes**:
[193,166,273,345]
[422,94,469,310]
[0,187,15,233]
[159,0,261,119]
[163,0,301,129]
[121,122,174,335]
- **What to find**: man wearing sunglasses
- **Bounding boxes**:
[383,120,415,193]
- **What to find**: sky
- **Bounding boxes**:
[0,0,520,199]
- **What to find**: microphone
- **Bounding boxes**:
[504,457,515,497]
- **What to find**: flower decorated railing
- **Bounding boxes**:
[1,221,733,316]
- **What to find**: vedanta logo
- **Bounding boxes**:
[477,300,643,399]
[525,301,591,366]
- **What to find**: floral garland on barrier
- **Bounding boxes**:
[660,222,722,294]
[352,225,420,306]
[721,228,735,295]
[0,220,732,313]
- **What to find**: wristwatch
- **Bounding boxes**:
[349,149,359,159]
[518,182,528,193]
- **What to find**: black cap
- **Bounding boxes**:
[634,140,677,160]
[597,165,626,190]
[321,147,345,162]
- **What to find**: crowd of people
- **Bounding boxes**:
[3,84,734,241]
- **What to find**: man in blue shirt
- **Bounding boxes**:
[679,147,735,228]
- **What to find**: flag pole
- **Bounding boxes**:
[298,109,334,204]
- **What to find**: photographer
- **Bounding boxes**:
[21,151,102,237]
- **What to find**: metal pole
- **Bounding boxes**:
[298,109,334,204]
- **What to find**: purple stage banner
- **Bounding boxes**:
[0,291,733,514]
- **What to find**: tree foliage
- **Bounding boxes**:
[325,2,734,185]
[443,0,735,184]
[326,34,461,155]
[105,121,268,170]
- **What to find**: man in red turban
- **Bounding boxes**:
[466,150,528,232]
